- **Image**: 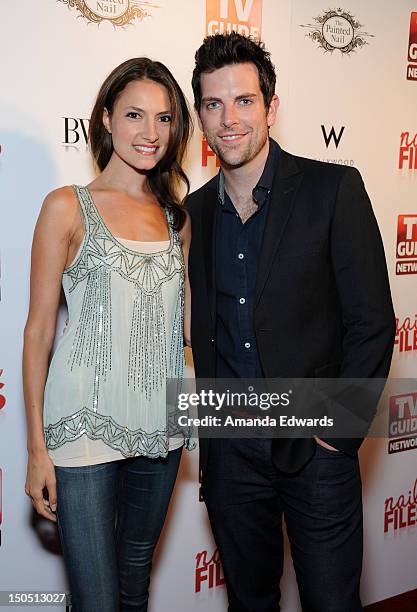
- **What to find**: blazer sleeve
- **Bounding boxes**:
[320,167,396,454]
[330,167,395,378]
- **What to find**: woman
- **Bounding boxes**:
[23,58,193,611]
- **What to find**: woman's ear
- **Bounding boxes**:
[103,108,112,134]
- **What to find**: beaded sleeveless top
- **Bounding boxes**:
[43,186,191,458]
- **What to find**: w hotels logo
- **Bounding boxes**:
[407,12,417,81]
[195,548,225,593]
[57,1,157,27]
[396,215,417,275]
[206,0,263,39]
[321,125,345,149]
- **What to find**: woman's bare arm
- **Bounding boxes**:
[23,186,79,521]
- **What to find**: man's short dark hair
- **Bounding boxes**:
[192,32,276,111]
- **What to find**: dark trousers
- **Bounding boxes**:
[55,448,182,612]
[202,439,363,612]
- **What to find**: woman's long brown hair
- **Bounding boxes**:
[89,57,192,230]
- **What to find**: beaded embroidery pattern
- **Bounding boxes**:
[44,186,187,458]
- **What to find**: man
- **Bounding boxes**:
[186,33,395,611]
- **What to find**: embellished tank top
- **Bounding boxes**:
[44,186,192,462]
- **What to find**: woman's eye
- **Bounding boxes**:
[158,115,172,123]
[126,111,140,119]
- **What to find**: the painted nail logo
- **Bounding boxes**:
[301,8,374,54]
[57,0,158,27]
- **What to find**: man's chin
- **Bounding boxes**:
[215,149,249,169]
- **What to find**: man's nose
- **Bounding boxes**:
[221,104,239,128]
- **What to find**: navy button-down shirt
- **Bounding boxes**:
[215,139,280,378]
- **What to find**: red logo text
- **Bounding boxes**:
[195,548,225,593]
[396,214,417,274]
[0,370,5,410]
[394,315,417,352]
[407,12,417,81]
[384,478,417,533]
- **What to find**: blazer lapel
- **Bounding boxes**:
[201,181,218,324]
[254,150,303,309]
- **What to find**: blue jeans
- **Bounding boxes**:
[55,448,182,612]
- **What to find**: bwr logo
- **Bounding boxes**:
[396,215,417,275]
[195,548,225,593]
[0,370,5,410]
[206,0,263,39]
[62,117,89,147]
[321,125,345,149]
[398,132,417,170]
[407,12,417,81]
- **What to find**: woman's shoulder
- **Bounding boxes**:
[41,185,79,216]
[37,186,82,233]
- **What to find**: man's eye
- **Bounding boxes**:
[239,99,252,105]
[126,111,141,119]
[207,101,220,110]
[158,115,172,123]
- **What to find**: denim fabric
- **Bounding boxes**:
[55,448,182,612]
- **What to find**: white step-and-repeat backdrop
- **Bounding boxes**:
[0,1,416,610]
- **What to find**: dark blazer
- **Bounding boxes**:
[186,149,396,474]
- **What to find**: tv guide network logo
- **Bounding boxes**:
[407,11,417,81]
[396,215,417,275]
[206,0,262,38]
[202,0,263,168]
[388,392,417,454]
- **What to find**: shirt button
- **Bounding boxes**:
[238,253,244,260]
[244,342,251,349]
[239,297,246,304]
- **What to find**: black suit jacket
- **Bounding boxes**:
[186,149,395,474]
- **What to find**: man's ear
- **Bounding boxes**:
[267,94,279,129]
[103,107,112,134]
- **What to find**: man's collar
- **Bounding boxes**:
[217,137,280,207]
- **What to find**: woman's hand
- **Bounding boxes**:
[25,449,57,522]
